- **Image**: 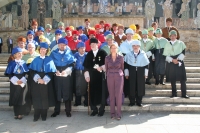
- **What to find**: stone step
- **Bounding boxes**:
[0,72,4,76]
[0,102,200,112]
[150,78,200,83]
[0,77,9,82]
[1,83,200,91]
[0,89,200,102]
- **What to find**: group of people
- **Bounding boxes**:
[5,17,189,122]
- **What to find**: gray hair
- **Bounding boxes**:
[27,43,35,48]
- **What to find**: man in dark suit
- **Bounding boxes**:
[7,36,13,53]
[0,37,3,53]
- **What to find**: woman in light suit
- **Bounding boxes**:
[105,43,124,120]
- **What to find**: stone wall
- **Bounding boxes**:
[0,29,199,54]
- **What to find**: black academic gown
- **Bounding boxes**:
[83,49,108,108]
[165,50,187,82]
[4,61,29,107]
[154,48,166,75]
[125,63,148,98]
[29,56,56,109]
[29,71,55,109]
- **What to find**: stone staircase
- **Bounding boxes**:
[0,54,200,112]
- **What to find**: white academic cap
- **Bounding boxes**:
[125,28,134,35]
[131,40,141,46]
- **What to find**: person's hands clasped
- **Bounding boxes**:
[17,80,23,85]
[38,79,45,84]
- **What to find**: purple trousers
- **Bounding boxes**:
[107,74,124,118]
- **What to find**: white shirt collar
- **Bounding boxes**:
[40,56,45,59]
[143,38,148,43]
[170,39,177,45]
[59,50,64,54]
[114,30,118,34]
[118,34,124,39]
[157,37,162,40]
[15,59,22,63]
[92,49,98,57]
[79,53,85,57]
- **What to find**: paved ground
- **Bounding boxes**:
[0,111,200,133]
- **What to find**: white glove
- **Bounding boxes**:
[146,51,152,58]
[33,74,41,83]
[10,76,19,85]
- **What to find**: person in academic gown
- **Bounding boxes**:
[148,27,156,41]
[140,29,155,85]
[0,36,3,53]
[57,21,67,37]
[74,42,88,106]
[68,30,81,54]
[5,47,29,119]
[154,28,170,85]
[78,26,88,42]
[100,34,119,55]
[119,28,135,98]
[49,29,63,50]
[163,30,189,99]
[114,25,127,46]
[22,43,40,115]
[29,42,56,122]
[83,38,108,116]
[124,40,149,107]
[44,24,55,42]
[65,26,73,42]
[50,38,76,118]
[26,30,39,49]
[95,24,106,43]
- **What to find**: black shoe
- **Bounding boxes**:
[129,103,135,106]
[145,81,151,85]
[160,82,165,85]
[136,103,143,107]
[170,95,177,98]
[98,110,105,117]
[14,116,18,119]
[182,95,190,99]
[66,112,71,117]
[51,112,60,117]
[42,118,46,121]
[73,103,81,106]
[155,82,159,85]
[90,111,98,116]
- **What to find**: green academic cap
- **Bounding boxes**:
[106,34,114,40]
[46,24,52,29]
[169,30,177,36]
[58,21,64,27]
[148,27,154,32]
[155,28,163,34]
[142,29,148,35]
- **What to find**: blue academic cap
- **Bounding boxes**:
[27,30,34,36]
[40,42,49,49]
[58,38,68,45]
[38,26,44,32]
[104,31,112,37]
[77,26,85,30]
[12,47,22,55]
[76,42,86,49]
[55,29,62,35]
